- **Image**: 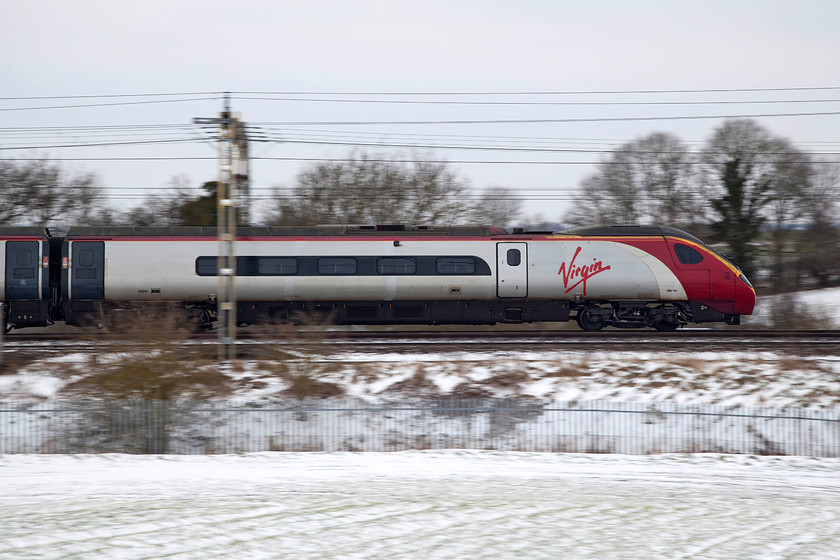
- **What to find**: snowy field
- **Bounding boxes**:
[2,451,840,559]
[2,289,839,557]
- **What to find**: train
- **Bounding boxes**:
[0,224,756,333]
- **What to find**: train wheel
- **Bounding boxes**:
[186,309,213,333]
[576,307,606,331]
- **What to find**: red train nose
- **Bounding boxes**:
[734,274,756,315]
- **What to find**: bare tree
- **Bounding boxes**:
[796,161,840,287]
[701,119,808,281]
[263,152,472,226]
[120,174,198,226]
[564,132,698,227]
[801,161,840,228]
[763,139,812,288]
[471,186,523,225]
[0,159,109,225]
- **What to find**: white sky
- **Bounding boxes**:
[3,0,840,224]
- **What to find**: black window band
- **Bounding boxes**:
[195,255,491,276]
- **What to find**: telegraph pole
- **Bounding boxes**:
[232,118,251,226]
[194,93,245,362]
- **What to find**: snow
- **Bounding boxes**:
[748,286,840,328]
[2,288,839,556]
[5,347,840,409]
[795,287,840,319]
[2,451,839,559]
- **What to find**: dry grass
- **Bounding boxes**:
[748,294,835,329]
[545,363,587,378]
[229,314,346,399]
[0,350,34,376]
[63,309,229,400]
[282,375,345,399]
[385,370,440,394]
[485,370,531,389]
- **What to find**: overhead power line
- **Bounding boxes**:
[8,156,837,166]
[255,135,840,156]
[4,87,840,102]
[0,96,221,112]
[0,137,206,150]
[231,86,840,96]
[234,95,840,107]
[253,110,840,127]
[0,92,221,101]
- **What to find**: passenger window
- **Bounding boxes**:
[16,249,32,267]
[78,249,95,268]
[196,257,217,276]
[506,249,521,267]
[258,257,297,275]
[377,257,416,275]
[318,257,357,275]
[436,257,476,275]
[675,243,704,265]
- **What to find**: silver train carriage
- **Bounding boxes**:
[1,224,756,332]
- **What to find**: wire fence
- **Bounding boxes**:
[1,399,838,456]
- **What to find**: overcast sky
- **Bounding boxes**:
[3,0,840,224]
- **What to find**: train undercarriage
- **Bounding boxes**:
[0,298,741,333]
[572,301,740,332]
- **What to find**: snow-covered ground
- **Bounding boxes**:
[1,289,838,557]
[3,288,839,405]
[2,451,840,559]
[4,347,840,409]
[747,286,840,328]
[791,287,840,320]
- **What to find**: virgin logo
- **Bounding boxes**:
[558,246,611,295]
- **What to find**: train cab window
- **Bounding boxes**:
[506,249,521,267]
[258,257,297,275]
[377,257,416,275]
[317,257,357,275]
[675,243,704,265]
[436,257,476,275]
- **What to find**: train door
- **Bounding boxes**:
[70,241,105,300]
[5,241,40,300]
[497,242,528,297]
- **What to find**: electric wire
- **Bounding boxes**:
[0,96,222,112]
[2,88,839,213]
[3,86,840,102]
[232,95,840,107]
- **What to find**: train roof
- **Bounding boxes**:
[0,226,51,238]
[557,225,705,245]
[61,225,511,237]
[1,224,705,244]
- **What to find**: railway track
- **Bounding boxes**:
[5,328,840,340]
[2,329,839,356]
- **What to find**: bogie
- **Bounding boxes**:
[576,306,608,331]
